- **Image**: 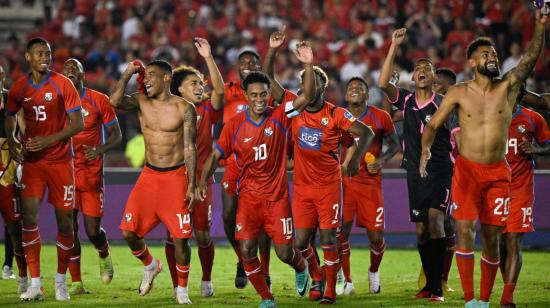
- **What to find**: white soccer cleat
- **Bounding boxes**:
[175,286,192,304]
[2,265,15,279]
[369,270,381,293]
[201,280,214,297]
[139,259,162,296]
[20,285,45,301]
[17,276,28,295]
[99,254,114,284]
[55,281,71,301]
[343,281,356,295]
[335,268,345,295]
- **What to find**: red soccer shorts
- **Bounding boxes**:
[74,166,104,217]
[343,178,384,231]
[503,174,534,233]
[235,192,293,245]
[451,155,511,226]
[120,163,192,239]
[0,184,20,222]
[21,160,74,210]
[193,183,212,231]
[221,157,239,197]
[293,183,341,230]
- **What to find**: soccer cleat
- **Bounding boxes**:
[418,267,427,290]
[55,281,71,301]
[266,275,272,293]
[476,301,489,308]
[201,280,214,297]
[2,265,15,279]
[259,299,276,308]
[235,262,248,289]
[369,270,381,293]
[69,281,88,295]
[429,294,445,302]
[465,299,478,308]
[138,259,162,296]
[175,286,192,304]
[295,268,310,297]
[309,279,325,301]
[20,285,45,301]
[17,276,28,295]
[335,269,344,295]
[99,254,114,284]
[500,303,516,308]
[442,281,455,294]
[343,282,355,295]
[416,287,432,299]
[319,296,335,305]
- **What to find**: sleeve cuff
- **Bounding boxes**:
[284,100,300,118]
[103,118,117,127]
[66,106,82,113]
[214,142,226,159]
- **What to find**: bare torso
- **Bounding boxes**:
[136,94,190,167]
[453,79,514,164]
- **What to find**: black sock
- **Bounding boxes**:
[430,238,446,296]
[3,227,14,268]
[418,241,431,291]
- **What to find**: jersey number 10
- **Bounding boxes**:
[253,144,267,161]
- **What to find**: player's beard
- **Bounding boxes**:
[477,63,500,78]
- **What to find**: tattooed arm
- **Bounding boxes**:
[110,62,140,111]
[183,102,198,209]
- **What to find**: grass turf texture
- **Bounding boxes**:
[0,245,549,307]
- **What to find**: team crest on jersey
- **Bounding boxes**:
[264,127,273,137]
[237,104,248,113]
[44,92,53,102]
[81,108,89,117]
[223,182,229,189]
[321,117,329,126]
[125,213,132,222]
[236,224,243,232]
[344,111,356,122]
[517,125,526,134]
[425,114,432,123]
[197,115,201,122]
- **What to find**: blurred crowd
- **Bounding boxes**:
[1,0,549,166]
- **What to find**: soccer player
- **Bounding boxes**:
[0,63,28,294]
[110,60,198,304]
[5,37,84,301]
[337,77,400,296]
[222,49,272,289]
[61,58,121,294]
[420,9,547,307]
[379,28,454,302]
[168,37,224,298]
[198,42,315,308]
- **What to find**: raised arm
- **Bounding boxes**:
[183,102,198,209]
[263,25,286,102]
[83,120,122,160]
[378,28,407,102]
[110,62,141,111]
[287,41,315,114]
[194,37,225,111]
[345,121,375,176]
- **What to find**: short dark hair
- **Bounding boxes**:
[346,77,369,92]
[414,58,435,71]
[171,65,204,96]
[147,60,172,76]
[238,50,261,61]
[435,68,457,84]
[26,37,49,52]
[242,71,270,91]
[467,37,494,59]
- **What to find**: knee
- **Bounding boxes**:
[369,233,384,247]
[196,232,211,247]
[275,246,292,263]
[319,230,336,246]
[122,230,137,242]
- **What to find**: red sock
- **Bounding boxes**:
[22,225,41,278]
[14,251,27,278]
[288,248,306,272]
[232,244,243,263]
[198,240,215,281]
[442,236,455,282]
[56,232,74,275]
[243,257,273,300]
[260,250,270,277]
[322,244,339,300]
[176,263,190,288]
[301,246,323,281]
[480,255,500,302]
[456,249,475,302]
[340,240,352,282]
[68,255,82,282]
[165,239,177,288]
[500,283,516,305]
[132,243,153,267]
[97,242,110,259]
[369,238,386,273]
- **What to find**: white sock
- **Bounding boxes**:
[144,258,157,271]
[176,286,188,293]
[55,273,66,283]
[30,277,41,287]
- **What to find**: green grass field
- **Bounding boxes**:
[0,244,549,307]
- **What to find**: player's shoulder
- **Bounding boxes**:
[520,106,544,121]
[85,87,109,102]
[49,70,73,85]
[10,74,28,89]
[369,105,390,117]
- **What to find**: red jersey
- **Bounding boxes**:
[342,106,395,184]
[216,102,295,201]
[292,101,356,187]
[196,100,221,179]
[6,70,81,163]
[506,106,550,183]
[72,87,116,174]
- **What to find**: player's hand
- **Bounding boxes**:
[292,41,313,64]
[83,144,101,160]
[419,149,431,178]
[186,186,198,211]
[269,25,286,49]
[7,138,25,163]
[26,136,53,152]
[194,37,212,58]
[196,181,208,202]
[347,159,360,177]
[520,137,537,154]
[536,8,549,25]
[391,28,407,45]
[123,61,141,77]
[390,70,400,85]
[367,160,382,173]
